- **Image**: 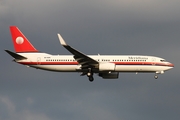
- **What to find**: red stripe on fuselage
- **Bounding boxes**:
[114,62,174,67]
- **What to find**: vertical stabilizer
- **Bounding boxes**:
[10,26,38,52]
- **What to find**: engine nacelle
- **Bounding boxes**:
[99,72,119,79]
[99,63,115,71]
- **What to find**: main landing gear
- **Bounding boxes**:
[87,68,94,82]
[88,76,94,82]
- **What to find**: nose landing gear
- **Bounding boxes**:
[154,75,158,79]
[154,71,164,79]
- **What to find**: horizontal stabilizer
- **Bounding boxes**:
[5,50,27,60]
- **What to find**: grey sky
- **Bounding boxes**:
[1,0,180,120]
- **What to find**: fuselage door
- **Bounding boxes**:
[151,58,156,65]
[37,57,41,65]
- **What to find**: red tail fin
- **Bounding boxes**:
[10,26,38,53]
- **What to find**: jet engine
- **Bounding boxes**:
[99,63,115,71]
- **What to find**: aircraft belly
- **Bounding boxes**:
[115,65,170,72]
[31,65,77,72]
[31,65,172,72]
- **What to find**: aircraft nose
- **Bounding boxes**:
[168,62,174,67]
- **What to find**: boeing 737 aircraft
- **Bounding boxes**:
[5,26,174,82]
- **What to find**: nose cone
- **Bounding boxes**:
[168,63,174,67]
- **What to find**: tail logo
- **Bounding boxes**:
[16,37,24,44]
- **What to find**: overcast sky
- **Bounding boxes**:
[1,0,180,120]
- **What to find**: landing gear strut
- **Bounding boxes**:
[154,74,158,79]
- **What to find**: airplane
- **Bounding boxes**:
[5,26,174,82]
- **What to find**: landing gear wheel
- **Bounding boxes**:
[154,75,158,79]
[89,76,94,82]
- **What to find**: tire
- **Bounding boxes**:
[89,77,94,82]
[154,75,158,79]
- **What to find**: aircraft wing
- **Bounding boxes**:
[57,34,99,68]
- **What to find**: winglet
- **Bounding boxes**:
[57,34,67,46]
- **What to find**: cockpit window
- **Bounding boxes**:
[160,59,166,62]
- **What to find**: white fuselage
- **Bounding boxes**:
[7,26,174,81]
[16,52,174,73]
